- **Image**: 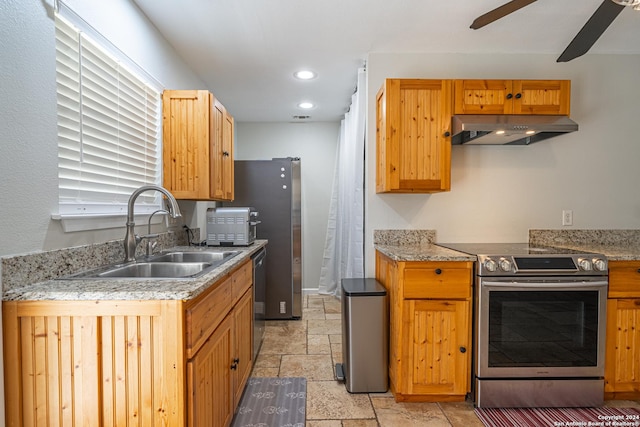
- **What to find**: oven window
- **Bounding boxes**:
[488,291,599,368]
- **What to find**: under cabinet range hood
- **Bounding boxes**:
[451,115,578,145]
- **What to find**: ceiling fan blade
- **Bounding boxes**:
[557,0,625,62]
[471,0,537,29]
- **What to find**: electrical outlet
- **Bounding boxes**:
[562,210,573,226]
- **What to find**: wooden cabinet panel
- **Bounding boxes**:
[233,289,254,407]
[514,80,571,115]
[609,261,640,298]
[222,111,234,200]
[187,315,234,427]
[403,299,470,396]
[454,79,571,116]
[163,89,234,201]
[605,298,640,397]
[232,260,252,304]
[403,263,472,300]
[454,80,512,115]
[376,79,452,193]
[185,275,232,359]
[3,300,184,427]
[162,90,211,200]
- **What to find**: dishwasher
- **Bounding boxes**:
[252,247,267,359]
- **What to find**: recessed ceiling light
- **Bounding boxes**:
[294,70,317,80]
[298,102,314,109]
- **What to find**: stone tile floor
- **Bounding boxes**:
[250,294,640,426]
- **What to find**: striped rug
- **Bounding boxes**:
[232,377,306,427]
[475,407,640,427]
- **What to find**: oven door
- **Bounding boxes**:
[476,277,608,379]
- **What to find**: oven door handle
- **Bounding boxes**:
[482,280,608,289]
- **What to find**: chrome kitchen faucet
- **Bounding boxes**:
[123,186,182,263]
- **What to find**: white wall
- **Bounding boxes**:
[0,0,207,419]
[0,0,206,257]
[365,53,640,276]
[235,122,340,292]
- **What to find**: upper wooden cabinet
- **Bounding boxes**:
[453,80,571,115]
[376,79,452,194]
[162,89,234,201]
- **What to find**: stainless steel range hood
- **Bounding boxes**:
[451,115,578,145]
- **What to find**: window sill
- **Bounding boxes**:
[51,212,166,233]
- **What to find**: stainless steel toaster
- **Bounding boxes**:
[206,207,259,246]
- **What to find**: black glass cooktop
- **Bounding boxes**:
[437,243,591,256]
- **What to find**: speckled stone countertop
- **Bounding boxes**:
[375,243,476,262]
[529,230,640,261]
[3,241,267,302]
[373,229,476,262]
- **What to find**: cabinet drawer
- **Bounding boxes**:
[609,261,640,298]
[185,276,232,358]
[403,263,472,299]
[232,261,252,304]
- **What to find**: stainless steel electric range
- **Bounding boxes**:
[438,243,608,408]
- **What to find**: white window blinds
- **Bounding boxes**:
[55,14,162,217]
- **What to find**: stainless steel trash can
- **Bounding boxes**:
[338,278,388,393]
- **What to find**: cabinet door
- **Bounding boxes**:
[3,300,184,427]
[605,298,640,396]
[376,79,452,193]
[209,97,226,200]
[187,315,234,427]
[233,289,254,406]
[454,80,571,115]
[162,90,211,199]
[512,80,571,115]
[454,80,512,114]
[403,299,470,396]
[222,111,234,200]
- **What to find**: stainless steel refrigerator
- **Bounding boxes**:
[226,158,302,319]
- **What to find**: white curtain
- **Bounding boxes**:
[318,67,366,297]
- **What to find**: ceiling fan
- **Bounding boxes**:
[470,0,638,62]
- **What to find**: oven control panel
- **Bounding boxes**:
[477,254,608,276]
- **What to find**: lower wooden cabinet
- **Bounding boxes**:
[376,250,473,402]
[188,314,234,427]
[605,261,640,399]
[233,289,254,407]
[3,259,254,427]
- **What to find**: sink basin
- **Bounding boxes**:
[57,250,242,280]
[149,251,240,263]
[97,262,211,278]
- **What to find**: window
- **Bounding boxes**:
[55,13,163,224]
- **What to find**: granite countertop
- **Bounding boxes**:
[374,243,476,262]
[546,244,640,261]
[529,230,640,261]
[3,241,267,302]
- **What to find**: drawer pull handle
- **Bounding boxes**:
[636,268,640,274]
[506,93,513,100]
[460,346,467,353]
[231,363,238,370]
[233,358,240,364]
[434,268,442,275]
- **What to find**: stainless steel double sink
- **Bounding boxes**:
[62,250,241,280]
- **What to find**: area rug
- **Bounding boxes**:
[475,407,640,427]
[231,377,306,427]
